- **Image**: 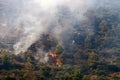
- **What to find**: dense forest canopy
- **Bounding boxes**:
[0,0,120,80]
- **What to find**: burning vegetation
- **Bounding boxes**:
[0,0,120,80]
[48,51,62,67]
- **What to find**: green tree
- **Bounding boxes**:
[55,44,64,55]
[1,51,8,65]
[88,52,99,63]
[70,70,83,80]
[26,56,32,63]
[88,51,99,70]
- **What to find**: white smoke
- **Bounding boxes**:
[1,0,103,54]
[0,0,93,55]
[35,48,49,63]
[1,0,119,62]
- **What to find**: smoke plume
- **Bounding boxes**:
[0,0,120,62]
[0,0,92,53]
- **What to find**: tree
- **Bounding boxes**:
[55,44,64,55]
[1,51,8,65]
[88,51,99,70]
[26,56,32,63]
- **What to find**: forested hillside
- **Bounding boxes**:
[0,0,120,80]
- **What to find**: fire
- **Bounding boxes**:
[48,51,62,67]
[56,59,62,67]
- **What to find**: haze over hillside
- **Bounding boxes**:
[0,0,120,79]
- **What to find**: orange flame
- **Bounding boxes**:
[48,51,62,67]
[56,59,62,67]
